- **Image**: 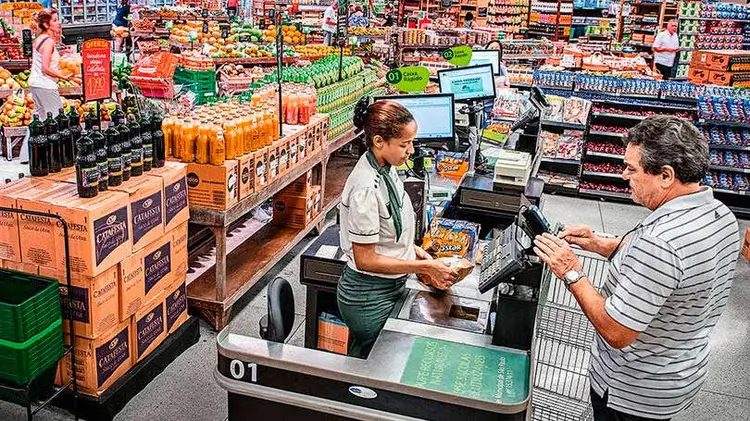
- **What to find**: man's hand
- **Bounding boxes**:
[559,224,599,252]
[533,233,583,279]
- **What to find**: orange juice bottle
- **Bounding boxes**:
[263,110,274,146]
[223,119,234,159]
[182,119,195,163]
[299,95,310,125]
[209,125,225,166]
[271,110,279,141]
[195,121,210,164]
[162,115,173,159]
[229,117,241,158]
[249,113,259,151]
[287,94,298,125]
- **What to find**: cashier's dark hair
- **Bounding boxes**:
[354,99,415,147]
[624,116,708,183]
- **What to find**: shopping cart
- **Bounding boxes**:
[529,251,610,421]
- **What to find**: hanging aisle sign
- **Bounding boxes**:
[81,39,112,102]
[386,66,430,92]
[442,46,473,66]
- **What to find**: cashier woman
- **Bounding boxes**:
[337,101,460,358]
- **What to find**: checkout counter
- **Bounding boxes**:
[215,172,547,421]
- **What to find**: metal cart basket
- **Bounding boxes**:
[529,251,610,421]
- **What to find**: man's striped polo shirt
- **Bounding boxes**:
[590,187,740,419]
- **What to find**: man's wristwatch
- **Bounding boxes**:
[563,270,585,287]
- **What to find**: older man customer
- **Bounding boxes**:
[533,116,740,421]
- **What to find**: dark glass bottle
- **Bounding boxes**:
[111,105,125,128]
[75,130,99,198]
[119,118,132,181]
[140,114,153,172]
[129,114,143,177]
[91,125,108,191]
[105,124,122,187]
[28,114,49,177]
[68,107,82,159]
[84,105,99,131]
[152,114,165,168]
[45,112,62,173]
[57,108,74,168]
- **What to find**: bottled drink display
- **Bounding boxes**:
[119,117,132,181]
[68,107,82,159]
[152,114,165,168]
[129,114,144,177]
[84,105,99,131]
[111,104,125,127]
[90,124,108,191]
[140,114,153,172]
[57,108,74,168]
[45,112,62,173]
[28,114,49,177]
[76,129,99,198]
[105,123,122,187]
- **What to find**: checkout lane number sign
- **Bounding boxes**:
[229,360,258,383]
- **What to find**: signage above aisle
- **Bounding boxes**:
[386,66,430,92]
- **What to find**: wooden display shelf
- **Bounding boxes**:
[187,130,359,330]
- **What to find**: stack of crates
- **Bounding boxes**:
[173,67,217,105]
[0,269,64,386]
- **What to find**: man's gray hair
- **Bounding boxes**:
[623,116,708,183]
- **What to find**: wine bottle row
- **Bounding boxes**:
[28,105,166,199]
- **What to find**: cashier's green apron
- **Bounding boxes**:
[337,265,407,358]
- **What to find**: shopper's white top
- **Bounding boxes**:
[339,153,416,279]
[322,6,337,33]
[652,30,679,67]
[590,187,740,419]
[29,35,60,90]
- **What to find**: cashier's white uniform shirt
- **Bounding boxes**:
[653,30,679,67]
[339,153,416,279]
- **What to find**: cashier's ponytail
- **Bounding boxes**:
[354,98,415,147]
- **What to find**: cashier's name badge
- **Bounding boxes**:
[229,360,258,383]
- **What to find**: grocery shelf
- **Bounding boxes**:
[579,188,632,201]
[708,144,750,152]
[541,120,587,130]
[679,17,750,23]
[541,157,581,165]
[588,131,625,139]
[697,120,750,130]
[582,171,625,180]
[709,165,750,174]
[592,98,694,112]
[714,188,748,196]
[510,82,533,89]
[586,151,625,160]
[591,111,645,122]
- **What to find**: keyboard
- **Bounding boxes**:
[479,225,528,293]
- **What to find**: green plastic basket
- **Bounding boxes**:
[0,269,62,343]
[0,318,64,385]
[174,67,217,94]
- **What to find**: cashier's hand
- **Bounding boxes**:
[420,258,459,290]
[414,246,433,260]
[533,233,583,280]
[558,224,598,252]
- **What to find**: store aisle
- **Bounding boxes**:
[0,195,747,421]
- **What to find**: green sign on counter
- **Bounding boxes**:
[400,337,529,404]
[386,66,430,93]
[442,46,473,66]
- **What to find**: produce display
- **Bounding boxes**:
[283,56,365,88]
[0,67,22,90]
[0,90,34,127]
[348,27,386,36]
[292,45,349,58]
[57,52,83,89]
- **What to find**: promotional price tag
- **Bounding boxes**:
[201,8,209,18]
[22,29,32,58]
[386,66,430,93]
[203,21,209,33]
[81,39,112,102]
[441,46,473,66]
[220,25,230,39]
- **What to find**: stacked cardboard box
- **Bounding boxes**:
[184,114,329,211]
[272,171,322,229]
[0,163,190,396]
[689,50,750,87]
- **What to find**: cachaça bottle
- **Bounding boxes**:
[68,106,82,159]
[118,116,132,181]
[105,123,123,187]
[75,129,99,198]
[45,112,61,173]
[152,114,165,168]
[90,123,108,191]
[129,114,143,177]
[28,113,49,177]
[140,113,153,172]
[57,108,74,168]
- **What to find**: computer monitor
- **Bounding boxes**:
[373,93,455,143]
[469,50,501,75]
[438,64,496,102]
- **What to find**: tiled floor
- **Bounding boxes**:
[0,194,747,421]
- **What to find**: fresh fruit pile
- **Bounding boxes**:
[348,27,386,36]
[12,69,30,89]
[219,63,269,79]
[230,23,264,43]
[207,42,273,59]
[292,45,348,58]
[5,46,24,60]
[180,50,215,70]
[0,91,34,127]
[0,68,22,90]
[283,55,364,88]
[587,142,626,156]
[58,52,83,88]
[262,25,305,44]
[583,162,626,174]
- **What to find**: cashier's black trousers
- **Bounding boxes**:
[590,389,671,421]
[337,266,407,359]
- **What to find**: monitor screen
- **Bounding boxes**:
[438,65,496,101]
[469,50,501,75]
[373,94,455,141]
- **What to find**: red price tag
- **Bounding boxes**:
[81,39,112,102]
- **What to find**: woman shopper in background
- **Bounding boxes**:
[337,101,459,359]
[29,8,70,119]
